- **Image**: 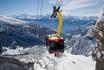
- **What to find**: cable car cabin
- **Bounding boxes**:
[46,34,64,54]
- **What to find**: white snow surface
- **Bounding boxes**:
[1,46,24,55]
[42,51,95,70]
[72,34,81,38]
[0,16,27,24]
[2,46,96,70]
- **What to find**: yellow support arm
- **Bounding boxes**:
[56,11,63,37]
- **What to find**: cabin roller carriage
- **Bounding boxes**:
[46,6,64,56]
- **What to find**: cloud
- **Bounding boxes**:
[62,3,95,11]
[63,0,90,5]
[48,0,104,16]
[48,0,58,4]
[61,0,96,15]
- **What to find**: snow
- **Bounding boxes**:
[99,31,103,38]
[13,14,37,19]
[42,51,95,70]
[66,33,70,35]
[0,16,27,25]
[1,46,24,55]
[1,46,96,70]
[34,63,46,70]
[96,5,104,23]
[72,34,81,38]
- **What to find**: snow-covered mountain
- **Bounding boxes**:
[92,6,104,60]
[0,15,97,70]
[13,15,97,33]
[65,24,97,56]
[0,16,27,25]
[62,16,97,56]
[0,16,55,50]
[96,6,104,23]
[1,46,95,70]
[0,15,97,56]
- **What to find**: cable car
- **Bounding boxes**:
[46,34,64,54]
[46,6,64,55]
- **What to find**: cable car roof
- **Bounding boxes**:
[47,34,64,40]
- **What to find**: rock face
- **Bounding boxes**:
[0,56,36,70]
[96,60,104,70]
[93,6,104,70]
[0,57,27,70]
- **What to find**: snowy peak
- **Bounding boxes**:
[97,6,104,22]
[0,16,27,25]
[13,14,37,19]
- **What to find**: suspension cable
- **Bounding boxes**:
[59,0,63,7]
[55,0,63,7]
[37,0,40,21]
[36,0,45,43]
[55,0,59,6]
[40,0,44,17]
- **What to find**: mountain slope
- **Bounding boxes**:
[0,15,97,70]
[0,16,55,48]
[1,46,95,70]
[92,6,104,70]
[14,15,97,33]
[0,15,97,56]
[0,16,27,25]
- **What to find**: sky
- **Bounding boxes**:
[0,0,104,16]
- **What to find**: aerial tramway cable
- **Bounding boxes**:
[36,0,45,43]
[37,0,40,21]
[59,0,63,7]
[55,0,63,7]
[40,0,44,17]
[36,0,44,21]
[55,0,59,6]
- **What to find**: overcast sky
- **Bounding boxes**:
[0,0,104,16]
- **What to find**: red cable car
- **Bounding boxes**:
[46,34,64,54]
[46,6,64,55]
